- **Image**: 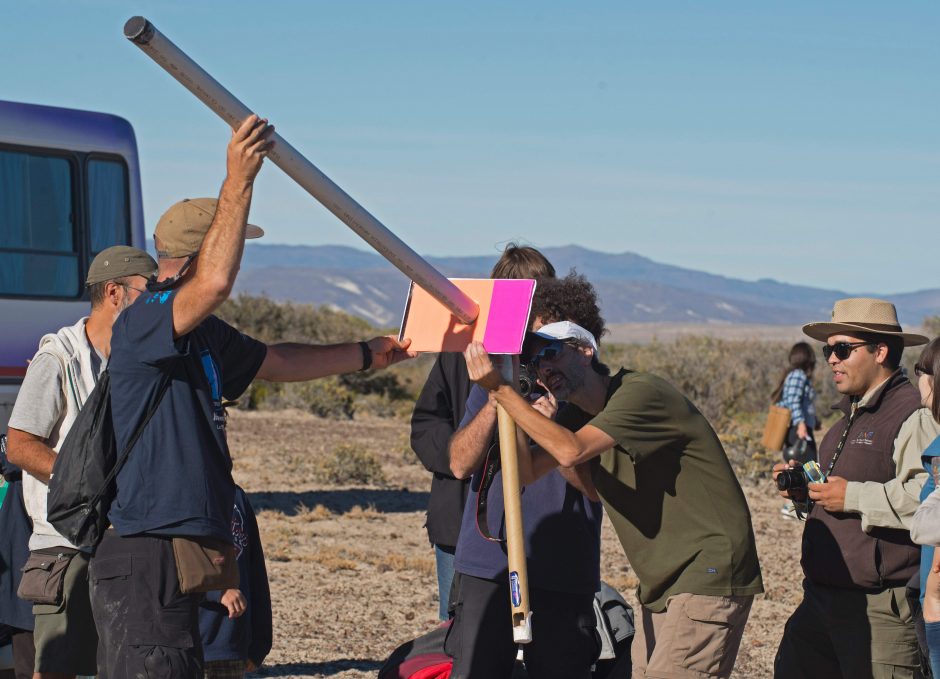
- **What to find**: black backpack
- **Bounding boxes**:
[47,370,170,549]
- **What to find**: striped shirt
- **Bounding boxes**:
[776,369,817,427]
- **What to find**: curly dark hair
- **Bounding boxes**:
[531,271,606,344]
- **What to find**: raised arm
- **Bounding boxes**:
[172,115,273,338]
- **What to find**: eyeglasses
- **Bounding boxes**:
[822,341,874,361]
[530,340,566,368]
[120,283,147,294]
[915,364,933,378]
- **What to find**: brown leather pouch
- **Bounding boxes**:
[17,549,78,605]
[171,536,238,594]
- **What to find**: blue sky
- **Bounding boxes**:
[4,2,938,293]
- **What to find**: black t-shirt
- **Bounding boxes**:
[108,289,266,541]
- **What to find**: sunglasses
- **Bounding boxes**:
[530,340,567,368]
[915,364,933,378]
[822,341,874,361]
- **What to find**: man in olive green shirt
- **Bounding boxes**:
[465,321,763,679]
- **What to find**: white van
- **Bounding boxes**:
[0,100,146,429]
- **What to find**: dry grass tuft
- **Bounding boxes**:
[344,504,384,521]
[307,547,360,571]
[297,503,334,521]
[373,553,435,576]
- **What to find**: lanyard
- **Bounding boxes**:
[824,401,859,481]
[475,441,505,543]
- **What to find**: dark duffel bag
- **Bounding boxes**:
[47,370,170,550]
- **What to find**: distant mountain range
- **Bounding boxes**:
[234,244,940,328]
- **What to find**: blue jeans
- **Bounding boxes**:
[435,545,456,621]
[926,621,940,678]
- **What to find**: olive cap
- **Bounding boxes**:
[85,246,157,286]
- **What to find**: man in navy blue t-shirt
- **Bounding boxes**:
[89,115,415,679]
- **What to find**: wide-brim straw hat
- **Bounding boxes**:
[802,297,928,346]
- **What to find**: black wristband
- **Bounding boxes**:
[358,341,372,371]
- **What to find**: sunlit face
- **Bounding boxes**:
[825,334,884,397]
[534,340,592,401]
[919,373,934,409]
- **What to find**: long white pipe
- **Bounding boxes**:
[124,16,479,326]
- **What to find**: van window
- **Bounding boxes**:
[87,158,130,260]
[0,149,78,297]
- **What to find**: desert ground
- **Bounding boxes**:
[229,409,804,679]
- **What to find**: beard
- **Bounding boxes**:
[118,291,134,314]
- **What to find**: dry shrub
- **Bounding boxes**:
[602,336,845,478]
[344,504,384,521]
[353,393,416,419]
[396,432,418,465]
[924,316,940,338]
[603,337,792,429]
[309,547,359,572]
[267,547,293,563]
[374,553,435,576]
[313,443,387,486]
[249,378,356,419]
[297,504,333,522]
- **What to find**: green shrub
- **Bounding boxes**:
[313,443,387,485]
[216,294,415,418]
[218,294,375,344]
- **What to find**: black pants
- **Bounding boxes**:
[444,571,599,679]
[89,530,202,679]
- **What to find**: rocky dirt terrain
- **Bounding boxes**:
[228,409,804,678]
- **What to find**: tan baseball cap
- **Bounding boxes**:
[85,246,158,286]
[154,197,264,258]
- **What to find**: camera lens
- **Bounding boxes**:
[518,364,545,399]
[775,468,806,492]
[519,374,534,397]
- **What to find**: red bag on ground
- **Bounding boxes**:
[378,620,452,679]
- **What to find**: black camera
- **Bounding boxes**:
[775,461,825,492]
[519,364,546,399]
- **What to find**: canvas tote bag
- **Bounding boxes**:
[761,405,791,451]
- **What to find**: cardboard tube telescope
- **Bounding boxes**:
[123,16,479,326]
[496,358,533,643]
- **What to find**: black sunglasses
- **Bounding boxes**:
[822,341,874,361]
[530,340,567,368]
[915,364,933,378]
